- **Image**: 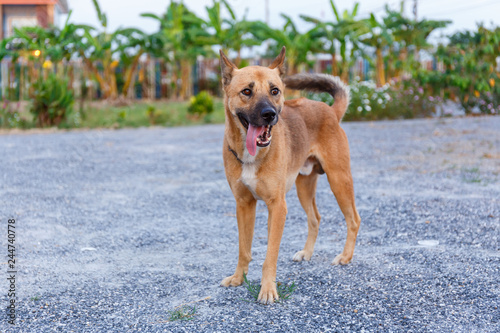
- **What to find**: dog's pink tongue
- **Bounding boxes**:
[246,124,265,156]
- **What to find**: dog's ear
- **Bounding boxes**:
[220,49,238,87]
[269,46,286,77]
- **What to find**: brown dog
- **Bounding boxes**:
[219,47,361,304]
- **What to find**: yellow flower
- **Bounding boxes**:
[111,60,119,69]
[474,90,480,97]
[43,60,52,69]
[490,78,495,87]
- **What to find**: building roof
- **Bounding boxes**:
[0,1,69,13]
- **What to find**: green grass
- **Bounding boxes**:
[242,273,297,304]
[167,305,197,322]
[1,99,225,130]
[73,99,225,129]
[462,167,482,183]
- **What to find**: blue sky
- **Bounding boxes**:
[65,0,500,41]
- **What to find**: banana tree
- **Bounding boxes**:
[384,5,450,78]
[5,10,89,67]
[142,1,212,99]
[255,14,321,75]
[202,0,263,66]
[114,28,164,98]
[2,12,90,99]
[78,26,122,99]
[72,0,119,99]
[359,14,393,87]
[301,0,366,82]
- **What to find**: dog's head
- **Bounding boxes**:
[220,47,286,156]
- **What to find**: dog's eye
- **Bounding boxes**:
[271,88,280,96]
[241,89,252,96]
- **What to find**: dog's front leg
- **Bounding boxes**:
[221,194,257,287]
[259,197,287,304]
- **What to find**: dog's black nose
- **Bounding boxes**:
[261,108,277,123]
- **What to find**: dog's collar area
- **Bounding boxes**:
[228,145,244,164]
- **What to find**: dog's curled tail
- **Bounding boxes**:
[283,73,350,122]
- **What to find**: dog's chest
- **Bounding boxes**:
[240,163,259,197]
[239,151,262,200]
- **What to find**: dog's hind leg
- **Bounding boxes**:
[320,129,361,265]
[221,191,257,287]
[293,173,321,262]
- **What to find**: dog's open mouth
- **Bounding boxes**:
[237,113,274,156]
[242,122,273,157]
[256,125,272,147]
[246,124,272,156]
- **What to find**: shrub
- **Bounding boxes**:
[346,79,393,120]
[188,91,214,116]
[306,78,442,120]
[0,100,30,128]
[30,74,74,127]
[146,105,170,125]
[306,78,393,120]
[386,79,442,119]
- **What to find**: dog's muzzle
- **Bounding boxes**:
[261,108,278,126]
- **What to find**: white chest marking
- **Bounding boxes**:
[239,148,262,200]
[241,163,258,193]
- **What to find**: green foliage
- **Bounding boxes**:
[30,295,41,302]
[1,0,499,121]
[91,0,107,29]
[346,80,393,120]
[255,15,322,74]
[66,99,223,129]
[307,78,442,120]
[167,305,196,321]
[146,105,170,125]
[188,91,214,116]
[242,273,297,303]
[385,79,442,119]
[0,100,30,129]
[30,74,74,127]
[414,25,500,114]
[201,0,263,61]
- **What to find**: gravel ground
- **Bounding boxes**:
[1,116,499,332]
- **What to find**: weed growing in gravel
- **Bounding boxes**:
[462,167,483,183]
[30,295,40,301]
[242,273,297,304]
[167,305,197,321]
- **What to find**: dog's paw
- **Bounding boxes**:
[292,250,312,262]
[332,253,352,265]
[257,283,279,304]
[220,274,243,287]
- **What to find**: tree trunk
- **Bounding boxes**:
[397,46,408,79]
[180,59,192,100]
[235,49,241,67]
[375,48,386,87]
[331,52,338,77]
[108,61,119,99]
[84,59,108,99]
[286,58,300,98]
[122,52,143,98]
[340,62,349,83]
